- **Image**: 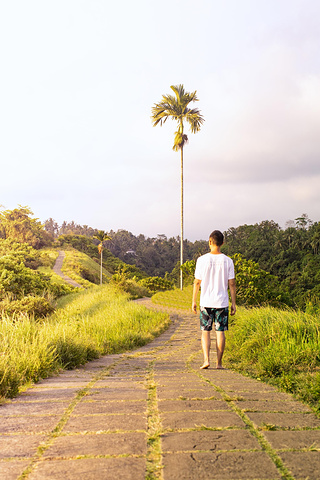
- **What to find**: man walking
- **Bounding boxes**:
[192,230,236,369]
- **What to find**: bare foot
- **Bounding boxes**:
[216,365,226,370]
[200,363,210,369]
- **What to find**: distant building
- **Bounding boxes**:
[125,250,137,256]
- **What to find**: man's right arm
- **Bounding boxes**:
[228,278,236,315]
[192,278,201,314]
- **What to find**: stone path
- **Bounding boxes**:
[52,251,83,288]
[1,299,320,479]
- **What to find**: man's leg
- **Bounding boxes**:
[201,330,211,369]
[216,331,225,369]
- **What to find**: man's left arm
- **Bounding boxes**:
[228,278,236,315]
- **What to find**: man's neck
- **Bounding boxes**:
[209,245,222,255]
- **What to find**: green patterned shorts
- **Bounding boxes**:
[200,306,229,332]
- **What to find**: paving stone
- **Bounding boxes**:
[34,382,89,389]
[0,415,60,434]
[0,401,69,416]
[156,380,202,388]
[223,383,276,393]
[94,379,145,388]
[18,388,79,401]
[28,457,146,480]
[0,434,47,458]
[154,374,194,382]
[161,430,261,452]
[246,412,320,429]
[73,400,146,415]
[63,413,146,432]
[157,387,218,400]
[279,451,320,479]
[38,374,93,382]
[44,432,147,458]
[264,430,320,450]
[235,400,313,413]
[86,388,147,401]
[234,391,298,402]
[161,411,245,429]
[162,451,281,479]
[0,460,31,480]
[158,400,231,412]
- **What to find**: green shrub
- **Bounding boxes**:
[232,253,287,306]
[0,256,51,300]
[0,239,42,269]
[0,296,55,319]
[139,276,174,293]
[111,277,151,299]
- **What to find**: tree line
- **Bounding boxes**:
[1,206,319,310]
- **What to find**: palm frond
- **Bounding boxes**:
[93,230,111,243]
[151,84,204,137]
[185,108,205,133]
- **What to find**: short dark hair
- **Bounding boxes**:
[209,230,224,246]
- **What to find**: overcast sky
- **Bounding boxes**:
[1,0,319,241]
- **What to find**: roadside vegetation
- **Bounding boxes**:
[225,306,320,414]
[0,284,170,399]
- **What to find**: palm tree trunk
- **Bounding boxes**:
[180,146,184,290]
[100,249,103,285]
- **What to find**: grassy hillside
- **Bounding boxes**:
[61,248,111,287]
[36,247,111,288]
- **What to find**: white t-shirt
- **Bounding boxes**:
[194,253,235,308]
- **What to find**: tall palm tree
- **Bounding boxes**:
[151,84,204,289]
[93,230,111,285]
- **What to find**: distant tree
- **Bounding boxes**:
[93,230,111,285]
[151,84,204,290]
[0,205,52,248]
[44,218,59,237]
[295,214,313,230]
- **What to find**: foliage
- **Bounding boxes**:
[139,276,174,293]
[0,284,170,399]
[0,255,52,300]
[180,259,196,286]
[223,216,320,309]
[0,296,55,319]
[232,253,288,306]
[224,306,320,413]
[112,277,151,299]
[151,84,204,151]
[0,238,42,269]
[111,266,150,299]
[0,206,52,248]
[93,230,111,252]
[107,230,208,279]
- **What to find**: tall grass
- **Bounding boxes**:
[0,284,170,399]
[152,285,197,309]
[152,287,320,413]
[224,307,320,412]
